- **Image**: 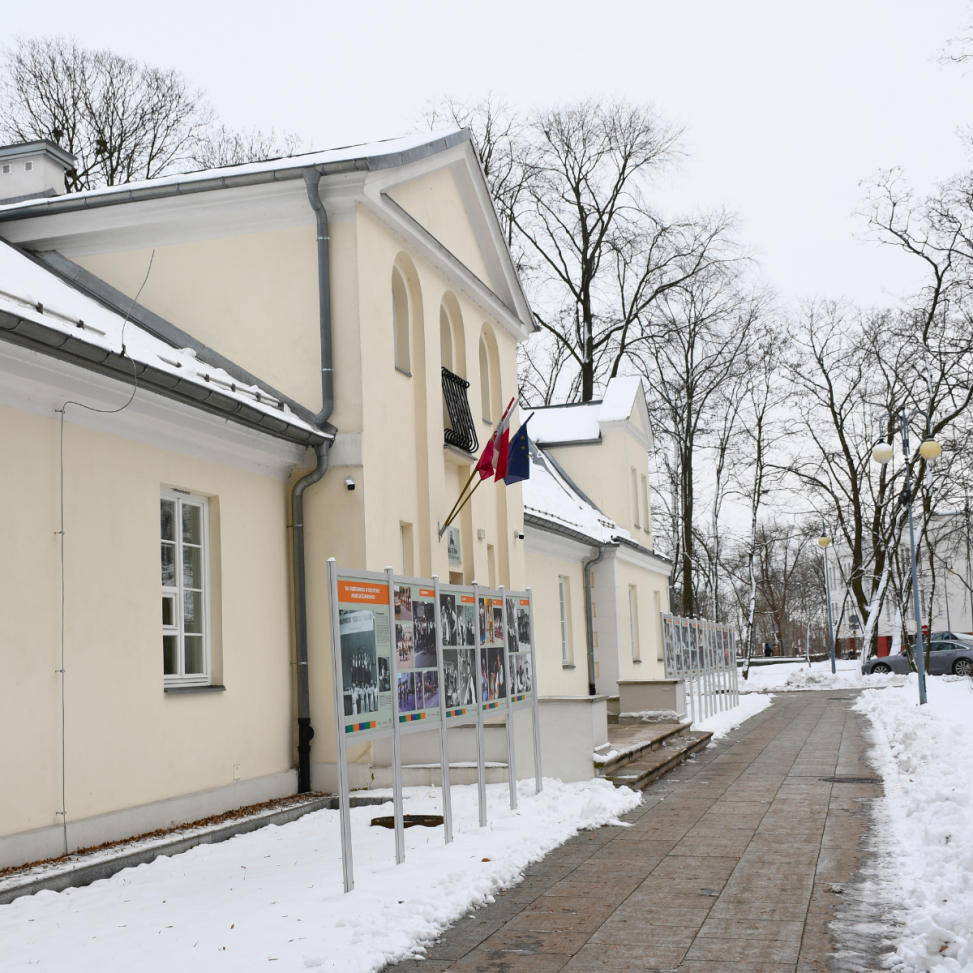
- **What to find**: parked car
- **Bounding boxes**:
[863,639,973,677]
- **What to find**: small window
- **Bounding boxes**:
[161,491,210,686]
[479,337,491,422]
[391,267,411,374]
[641,475,650,533]
[24,160,33,172]
[1,164,10,176]
[631,469,640,528]
[559,575,571,663]
[629,585,640,661]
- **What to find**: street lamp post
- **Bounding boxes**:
[872,414,940,706]
[817,530,837,674]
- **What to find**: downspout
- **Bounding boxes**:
[292,167,335,793]
[583,545,607,695]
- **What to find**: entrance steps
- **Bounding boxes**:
[596,721,712,789]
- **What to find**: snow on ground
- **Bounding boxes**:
[1,778,639,973]
[692,692,775,739]
[739,658,908,693]
[855,675,973,972]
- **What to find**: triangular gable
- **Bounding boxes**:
[386,167,495,288]
[598,376,652,450]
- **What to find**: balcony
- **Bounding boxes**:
[441,367,479,456]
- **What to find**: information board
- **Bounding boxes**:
[439,588,477,721]
[393,582,441,726]
[478,593,508,712]
[336,576,393,736]
[506,594,535,706]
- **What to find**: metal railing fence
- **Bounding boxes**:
[661,614,740,724]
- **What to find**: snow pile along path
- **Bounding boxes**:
[1,778,639,973]
[692,692,774,739]
[856,676,973,972]
[739,658,906,693]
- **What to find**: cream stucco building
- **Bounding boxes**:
[0,133,671,871]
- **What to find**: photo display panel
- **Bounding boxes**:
[439,588,477,720]
[479,593,508,712]
[337,576,394,735]
[393,583,441,725]
[506,595,534,705]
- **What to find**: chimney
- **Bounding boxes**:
[0,140,77,205]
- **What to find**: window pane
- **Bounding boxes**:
[182,544,201,590]
[161,543,175,587]
[162,595,175,627]
[182,503,201,545]
[161,500,175,541]
[184,590,203,633]
[163,635,178,674]
[184,635,204,674]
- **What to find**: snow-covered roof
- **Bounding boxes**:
[523,376,646,446]
[522,444,629,546]
[0,240,326,446]
[0,131,469,217]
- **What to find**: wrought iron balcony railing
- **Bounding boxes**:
[441,367,479,455]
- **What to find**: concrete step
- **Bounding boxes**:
[595,722,692,777]
[601,730,713,789]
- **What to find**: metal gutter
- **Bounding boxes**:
[30,249,320,428]
[0,133,473,224]
[0,309,328,447]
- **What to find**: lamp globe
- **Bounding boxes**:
[872,442,895,465]
[919,438,942,461]
[817,536,830,548]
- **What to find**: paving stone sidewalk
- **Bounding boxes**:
[389,691,882,973]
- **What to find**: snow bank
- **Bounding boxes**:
[1,778,639,973]
[856,675,973,972]
[739,658,907,693]
[692,692,774,739]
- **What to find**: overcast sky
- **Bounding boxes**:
[5,0,972,308]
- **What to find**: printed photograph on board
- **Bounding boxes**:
[422,669,440,709]
[378,655,391,692]
[340,609,379,717]
[506,598,516,644]
[487,646,507,700]
[397,671,416,712]
[394,584,412,622]
[443,648,476,708]
[486,599,495,643]
[517,605,531,647]
[413,601,437,668]
[493,605,504,645]
[440,593,458,647]
[395,622,414,668]
[510,652,532,695]
[459,604,475,646]
[481,650,489,702]
[479,598,487,643]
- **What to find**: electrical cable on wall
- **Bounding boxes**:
[54,252,155,857]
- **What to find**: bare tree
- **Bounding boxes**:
[191,125,306,169]
[0,37,214,191]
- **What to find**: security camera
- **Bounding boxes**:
[344,477,355,491]
[515,530,525,540]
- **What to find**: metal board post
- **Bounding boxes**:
[473,582,487,826]
[527,588,543,793]
[499,586,517,810]
[327,558,355,893]
[433,575,453,843]
[386,566,405,864]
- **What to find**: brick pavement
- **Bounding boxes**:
[387,691,882,973]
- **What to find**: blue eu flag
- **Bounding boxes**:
[503,417,531,485]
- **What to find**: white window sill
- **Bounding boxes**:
[164,684,225,695]
[562,663,576,669]
[633,659,642,664]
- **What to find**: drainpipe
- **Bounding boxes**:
[291,167,336,793]
[583,545,607,695]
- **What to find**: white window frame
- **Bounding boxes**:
[559,575,571,663]
[629,584,641,661]
[161,489,211,687]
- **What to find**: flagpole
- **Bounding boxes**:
[441,467,480,532]
[442,477,483,532]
